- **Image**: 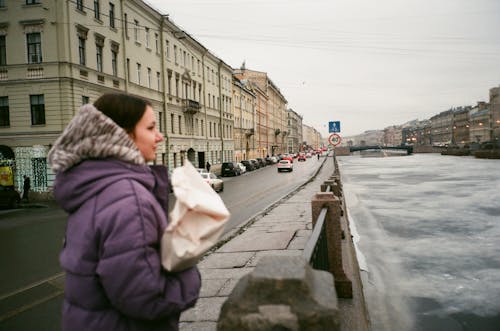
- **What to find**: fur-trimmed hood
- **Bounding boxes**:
[48,104,145,173]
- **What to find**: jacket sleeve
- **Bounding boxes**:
[94,179,201,320]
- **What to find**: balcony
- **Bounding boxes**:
[27,67,43,79]
[245,128,255,136]
[183,99,201,114]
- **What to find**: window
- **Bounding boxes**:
[147,67,151,88]
[0,36,6,66]
[170,113,174,133]
[124,13,128,37]
[136,63,141,84]
[201,120,204,136]
[27,33,42,64]
[174,45,177,64]
[26,0,40,4]
[155,33,159,53]
[134,20,139,42]
[165,39,170,59]
[145,28,150,48]
[159,112,163,133]
[94,0,100,20]
[167,71,172,94]
[0,96,9,127]
[30,94,45,125]
[82,96,89,105]
[76,0,84,11]
[111,50,117,76]
[109,3,115,28]
[96,44,103,72]
[126,58,130,79]
[78,36,86,65]
[178,115,182,134]
[156,72,161,91]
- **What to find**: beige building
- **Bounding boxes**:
[0,0,233,191]
[469,102,490,143]
[489,86,500,141]
[233,66,287,156]
[302,124,321,150]
[232,76,256,161]
[286,108,302,153]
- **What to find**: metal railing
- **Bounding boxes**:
[303,207,329,271]
[303,185,331,271]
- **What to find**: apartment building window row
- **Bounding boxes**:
[0,96,9,127]
[26,0,41,5]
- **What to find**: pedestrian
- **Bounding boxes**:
[48,93,201,331]
[317,153,320,160]
[206,161,211,172]
[22,175,30,202]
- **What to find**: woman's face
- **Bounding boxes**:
[129,105,164,162]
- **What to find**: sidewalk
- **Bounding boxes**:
[179,156,369,330]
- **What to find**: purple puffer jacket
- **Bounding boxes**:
[53,159,201,331]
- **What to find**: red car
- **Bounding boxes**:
[282,155,293,163]
[298,155,306,162]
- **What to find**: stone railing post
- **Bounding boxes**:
[311,192,352,298]
[217,255,340,331]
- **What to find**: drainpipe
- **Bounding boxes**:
[202,50,208,162]
[159,15,169,167]
[218,60,224,162]
[119,0,128,93]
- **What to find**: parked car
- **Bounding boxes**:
[241,160,255,171]
[277,160,293,172]
[236,162,246,174]
[256,158,267,167]
[200,172,224,192]
[221,162,240,177]
[196,168,209,174]
[298,154,306,162]
[0,186,21,209]
[249,159,260,169]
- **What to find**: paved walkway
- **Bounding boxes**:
[179,156,369,330]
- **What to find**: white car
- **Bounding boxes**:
[200,172,224,192]
[236,162,246,174]
[277,160,293,172]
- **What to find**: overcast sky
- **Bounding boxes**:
[146,0,500,137]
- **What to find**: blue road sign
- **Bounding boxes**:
[329,121,341,133]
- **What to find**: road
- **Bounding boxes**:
[0,156,325,330]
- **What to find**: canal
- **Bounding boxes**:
[338,153,500,331]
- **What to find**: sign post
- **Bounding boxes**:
[328,133,342,158]
[328,121,341,133]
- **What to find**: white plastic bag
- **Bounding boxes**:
[161,160,230,272]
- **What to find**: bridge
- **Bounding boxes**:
[349,145,413,155]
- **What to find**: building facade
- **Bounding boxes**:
[233,67,287,157]
[232,76,256,162]
[286,108,302,153]
[0,0,234,191]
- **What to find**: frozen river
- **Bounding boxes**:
[338,153,500,331]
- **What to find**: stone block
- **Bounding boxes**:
[217,255,340,331]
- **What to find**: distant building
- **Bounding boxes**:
[469,102,490,143]
[232,76,256,162]
[286,108,303,153]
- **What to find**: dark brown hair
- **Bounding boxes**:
[93,93,152,133]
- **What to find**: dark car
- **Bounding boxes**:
[221,162,240,177]
[241,160,255,171]
[0,186,21,209]
[249,159,260,169]
[256,158,267,167]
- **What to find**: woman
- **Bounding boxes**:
[48,93,201,331]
